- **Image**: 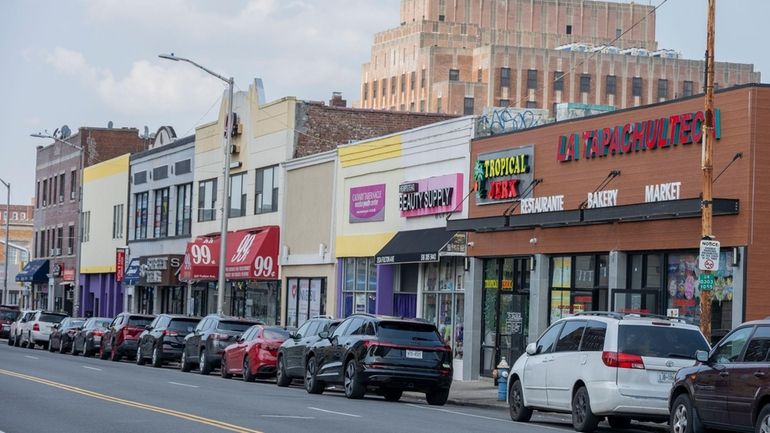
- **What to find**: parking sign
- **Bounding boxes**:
[698,239,720,271]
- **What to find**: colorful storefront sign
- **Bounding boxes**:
[399,173,463,218]
[225,226,280,280]
[474,146,534,205]
[349,184,386,223]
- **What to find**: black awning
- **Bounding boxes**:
[15,259,49,284]
[583,198,739,223]
[508,210,582,228]
[447,216,507,232]
[375,227,455,265]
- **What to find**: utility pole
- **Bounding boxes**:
[0,178,9,305]
[700,0,716,339]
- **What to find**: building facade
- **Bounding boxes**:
[0,204,34,306]
[358,0,759,116]
[80,154,130,318]
[449,83,769,378]
[29,127,148,315]
[125,128,194,316]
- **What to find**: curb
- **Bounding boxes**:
[402,392,508,410]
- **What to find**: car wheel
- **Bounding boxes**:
[14,332,20,347]
[27,333,35,349]
[572,386,599,432]
[509,379,532,422]
[243,356,256,383]
[305,356,324,394]
[99,343,109,360]
[6,333,12,346]
[135,346,146,365]
[220,358,232,379]
[198,350,211,375]
[608,416,632,429]
[151,345,163,368]
[48,341,55,352]
[180,350,191,372]
[756,404,770,433]
[83,340,91,357]
[59,339,67,354]
[425,388,450,406]
[343,359,366,399]
[276,356,291,387]
[383,389,402,402]
[110,344,122,362]
[671,393,703,433]
[71,339,78,355]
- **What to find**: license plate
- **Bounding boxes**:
[405,350,423,359]
[658,372,675,383]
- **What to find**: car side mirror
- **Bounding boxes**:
[145,325,153,331]
[526,342,537,356]
[318,331,329,340]
[236,337,244,343]
[52,324,59,329]
[695,350,709,363]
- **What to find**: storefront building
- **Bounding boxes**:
[449,84,770,378]
[335,116,475,379]
[80,154,131,318]
[126,128,194,315]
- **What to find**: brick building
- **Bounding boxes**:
[358,0,760,116]
[0,204,34,306]
[28,127,149,315]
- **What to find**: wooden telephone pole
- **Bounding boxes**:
[700,0,716,339]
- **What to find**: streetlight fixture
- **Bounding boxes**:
[159,53,234,316]
[0,177,9,305]
[31,132,84,315]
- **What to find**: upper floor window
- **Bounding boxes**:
[500,68,511,88]
[657,79,669,100]
[553,71,564,92]
[153,165,168,181]
[174,159,191,175]
[112,204,124,239]
[527,69,538,90]
[198,178,217,222]
[580,74,591,93]
[134,171,147,185]
[153,188,170,238]
[683,81,694,97]
[632,77,643,97]
[176,183,192,236]
[463,97,474,115]
[449,69,460,81]
[134,192,149,239]
[229,172,247,218]
[606,75,617,96]
[255,166,278,214]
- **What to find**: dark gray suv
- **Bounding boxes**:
[180,314,262,375]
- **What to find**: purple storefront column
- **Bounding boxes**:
[375,264,394,316]
[336,259,344,318]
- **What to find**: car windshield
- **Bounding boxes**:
[168,319,199,333]
[218,321,256,333]
[618,325,709,359]
[0,310,19,321]
[94,319,111,328]
[69,319,86,328]
[377,321,442,344]
[263,327,291,340]
[128,317,153,327]
[39,313,66,323]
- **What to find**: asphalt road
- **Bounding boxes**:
[0,340,670,433]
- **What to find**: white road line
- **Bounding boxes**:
[261,415,315,419]
[23,355,38,360]
[167,381,199,388]
[307,406,361,418]
[406,403,570,432]
[82,366,102,371]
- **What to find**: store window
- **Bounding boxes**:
[550,254,609,322]
[134,191,149,239]
[342,258,377,317]
[153,187,170,238]
[422,257,464,359]
[228,280,280,325]
[615,253,664,315]
[286,278,326,328]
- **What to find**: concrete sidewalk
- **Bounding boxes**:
[405,377,508,409]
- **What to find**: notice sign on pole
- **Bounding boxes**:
[699,239,721,271]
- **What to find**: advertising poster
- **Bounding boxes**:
[349,184,386,223]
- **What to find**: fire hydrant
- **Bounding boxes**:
[496,357,510,401]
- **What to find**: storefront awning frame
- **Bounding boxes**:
[374,227,456,265]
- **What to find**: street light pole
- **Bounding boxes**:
[31,133,84,315]
[159,53,234,316]
[0,178,10,305]
[700,0,716,339]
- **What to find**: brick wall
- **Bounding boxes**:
[293,103,457,158]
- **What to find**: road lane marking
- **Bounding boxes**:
[168,381,199,388]
[82,366,102,371]
[406,403,569,432]
[0,368,263,433]
[24,355,38,360]
[307,406,361,418]
[260,415,315,419]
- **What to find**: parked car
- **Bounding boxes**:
[0,305,21,339]
[669,319,770,433]
[136,314,201,368]
[8,310,36,347]
[19,311,68,349]
[305,314,453,404]
[180,314,262,375]
[99,313,155,362]
[276,317,342,387]
[221,325,291,382]
[71,317,112,357]
[506,312,710,432]
[48,317,86,353]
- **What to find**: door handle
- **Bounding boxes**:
[755,371,766,378]
[719,371,730,377]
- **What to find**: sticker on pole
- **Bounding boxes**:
[699,239,720,271]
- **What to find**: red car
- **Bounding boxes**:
[99,313,154,362]
[221,325,290,382]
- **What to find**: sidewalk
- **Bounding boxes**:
[405,377,508,409]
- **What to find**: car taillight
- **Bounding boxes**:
[33,323,40,331]
[212,333,230,341]
[602,351,645,369]
[163,330,178,336]
[67,330,76,335]
[93,330,103,337]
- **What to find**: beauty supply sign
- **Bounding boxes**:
[349,184,386,223]
[474,146,534,205]
[399,173,463,218]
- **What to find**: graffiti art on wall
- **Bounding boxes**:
[475,107,550,137]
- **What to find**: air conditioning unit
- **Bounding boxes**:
[67,247,73,255]
[230,144,240,154]
[42,200,47,207]
[49,248,55,257]
[54,248,61,256]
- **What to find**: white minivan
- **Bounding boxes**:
[507,312,710,432]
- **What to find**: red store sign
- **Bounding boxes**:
[115,249,126,282]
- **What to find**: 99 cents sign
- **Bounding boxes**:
[191,244,213,265]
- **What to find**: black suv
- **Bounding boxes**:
[276,317,341,387]
[180,314,262,375]
[670,319,770,433]
[136,314,201,368]
[304,314,453,404]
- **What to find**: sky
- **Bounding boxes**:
[0,0,767,203]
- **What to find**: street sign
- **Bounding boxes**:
[699,273,715,291]
[699,239,720,271]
